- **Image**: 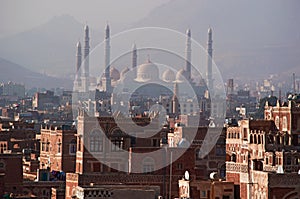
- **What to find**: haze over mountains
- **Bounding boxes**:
[0,57,72,89]
[0,0,299,88]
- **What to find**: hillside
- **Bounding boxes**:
[0,57,72,89]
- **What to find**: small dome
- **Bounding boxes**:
[176,69,186,82]
[135,59,159,82]
[162,69,175,82]
[110,67,120,81]
[120,67,130,79]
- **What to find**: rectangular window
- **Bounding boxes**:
[143,165,154,173]
[177,163,183,170]
[90,137,103,152]
[152,139,160,147]
[200,190,206,197]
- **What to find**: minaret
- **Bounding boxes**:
[82,25,90,92]
[185,29,192,80]
[75,41,82,90]
[206,27,213,93]
[132,43,137,79]
[103,23,112,93]
[172,82,179,116]
[76,41,82,75]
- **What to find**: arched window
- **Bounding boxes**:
[231,153,236,162]
[142,157,155,173]
[46,139,49,151]
[111,130,124,152]
[275,116,279,128]
[261,135,264,144]
[89,129,103,152]
[282,116,287,131]
[276,136,280,145]
[294,156,299,165]
[195,148,201,160]
[254,134,257,144]
[41,138,45,151]
[258,135,261,144]
[250,134,253,144]
[286,156,291,165]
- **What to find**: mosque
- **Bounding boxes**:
[73,24,214,118]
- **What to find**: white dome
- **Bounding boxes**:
[162,69,175,82]
[135,59,159,82]
[176,69,186,82]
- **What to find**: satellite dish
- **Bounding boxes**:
[210,172,217,180]
[184,170,190,180]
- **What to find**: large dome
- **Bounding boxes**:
[162,69,175,82]
[135,59,159,82]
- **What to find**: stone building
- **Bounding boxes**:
[226,117,300,198]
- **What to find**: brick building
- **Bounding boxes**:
[65,110,228,199]
[0,119,39,154]
[0,152,23,196]
[40,124,77,172]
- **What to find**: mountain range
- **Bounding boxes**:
[0,0,299,88]
[0,57,72,89]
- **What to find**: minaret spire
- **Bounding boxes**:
[76,41,82,74]
[103,22,112,93]
[132,43,137,79]
[206,27,213,93]
[82,25,90,92]
[74,41,82,91]
[172,82,179,116]
[185,29,192,80]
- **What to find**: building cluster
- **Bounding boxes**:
[0,22,299,199]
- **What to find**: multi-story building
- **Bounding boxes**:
[40,124,77,173]
[32,90,60,111]
[0,152,23,196]
[264,94,300,146]
[64,110,228,199]
[0,81,25,98]
[0,119,39,154]
[226,95,300,199]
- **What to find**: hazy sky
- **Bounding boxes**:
[0,0,170,37]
